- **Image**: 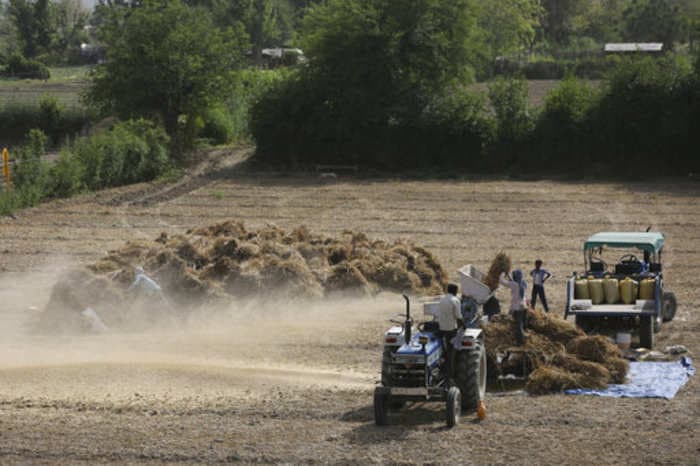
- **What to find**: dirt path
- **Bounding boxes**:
[0,152,698,464]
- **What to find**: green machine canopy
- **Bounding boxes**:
[584,232,665,253]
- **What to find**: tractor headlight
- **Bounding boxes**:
[418,336,428,345]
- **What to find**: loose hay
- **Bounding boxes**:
[566,335,621,363]
[525,366,583,395]
[41,221,448,331]
[484,252,511,291]
[484,309,629,394]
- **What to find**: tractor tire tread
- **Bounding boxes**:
[455,348,484,411]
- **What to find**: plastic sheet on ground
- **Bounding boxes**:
[565,357,695,400]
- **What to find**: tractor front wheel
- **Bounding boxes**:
[446,386,461,428]
[373,388,388,426]
[639,315,654,349]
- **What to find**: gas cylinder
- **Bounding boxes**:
[619,277,639,304]
[588,278,604,304]
[603,277,620,304]
[639,278,656,300]
[575,279,590,299]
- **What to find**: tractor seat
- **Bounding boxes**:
[590,262,605,273]
[422,321,440,333]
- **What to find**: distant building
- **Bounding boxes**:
[604,43,664,54]
[248,48,306,68]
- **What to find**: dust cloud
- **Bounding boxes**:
[0,262,407,400]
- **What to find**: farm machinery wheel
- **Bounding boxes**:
[381,348,393,386]
[662,292,677,322]
[575,315,592,333]
[373,387,389,426]
[446,386,461,428]
[639,315,654,349]
[455,345,486,411]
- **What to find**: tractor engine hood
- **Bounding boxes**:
[395,332,441,356]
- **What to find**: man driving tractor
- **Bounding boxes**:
[438,283,463,380]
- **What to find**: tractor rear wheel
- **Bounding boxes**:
[639,315,654,349]
[373,387,388,426]
[446,386,461,428]
[455,346,486,411]
[662,292,677,322]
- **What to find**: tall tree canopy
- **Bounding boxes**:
[299,0,483,120]
[477,0,543,58]
[624,0,683,48]
[88,0,248,141]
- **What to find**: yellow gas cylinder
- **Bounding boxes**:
[603,277,620,304]
[639,278,656,300]
[619,277,639,304]
[588,278,604,304]
[575,279,590,299]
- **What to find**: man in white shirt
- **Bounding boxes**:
[438,283,463,380]
[500,270,527,345]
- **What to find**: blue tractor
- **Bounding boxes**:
[374,293,487,428]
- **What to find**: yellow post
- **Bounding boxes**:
[2,148,9,192]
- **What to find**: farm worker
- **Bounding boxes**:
[500,270,528,345]
[128,266,162,297]
[460,295,480,328]
[438,283,463,380]
[530,259,552,312]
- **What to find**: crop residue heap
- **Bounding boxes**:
[37,221,448,331]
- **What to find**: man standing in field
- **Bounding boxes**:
[500,270,528,345]
[530,259,552,312]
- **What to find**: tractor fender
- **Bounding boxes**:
[454,328,484,352]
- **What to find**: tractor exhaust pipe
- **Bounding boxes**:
[402,293,412,345]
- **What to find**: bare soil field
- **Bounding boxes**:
[0,153,698,464]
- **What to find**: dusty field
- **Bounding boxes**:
[0,155,699,464]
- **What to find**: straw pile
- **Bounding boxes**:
[37,221,448,330]
[484,252,511,290]
[483,309,629,394]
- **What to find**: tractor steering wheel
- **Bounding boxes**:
[619,253,641,264]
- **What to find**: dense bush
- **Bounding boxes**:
[0,96,92,145]
[489,78,532,143]
[2,54,50,80]
[200,105,234,145]
[252,54,700,176]
[531,77,598,169]
[251,0,489,169]
[252,74,494,169]
[589,56,699,174]
[524,57,700,175]
[493,55,623,80]
[0,119,171,215]
[69,119,170,190]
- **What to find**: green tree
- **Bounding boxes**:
[540,0,590,44]
[87,0,248,148]
[623,0,683,48]
[7,0,39,57]
[301,0,483,118]
[477,0,543,58]
[488,77,531,143]
[51,0,90,63]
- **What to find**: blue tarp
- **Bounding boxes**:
[566,357,695,400]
